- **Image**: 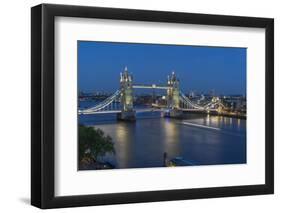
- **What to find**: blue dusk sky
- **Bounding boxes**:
[78,41,246,95]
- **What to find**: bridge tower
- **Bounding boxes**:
[167,71,180,108]
[117,67,136,121]
[166,71,182,118]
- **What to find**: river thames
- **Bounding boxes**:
[79,103,246,169]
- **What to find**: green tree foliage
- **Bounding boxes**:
[79,125,115,163]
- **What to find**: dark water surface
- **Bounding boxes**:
[79,108,246,169]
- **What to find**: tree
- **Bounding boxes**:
[79,125,115,164]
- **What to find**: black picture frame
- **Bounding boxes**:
[31,3,274,209]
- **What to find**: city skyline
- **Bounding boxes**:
[78,41,246,95]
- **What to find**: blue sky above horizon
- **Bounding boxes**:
[78,41,246,95]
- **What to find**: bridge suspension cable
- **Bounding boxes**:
[179,91,227,111]
[79,90,121,114]
[179,91,205,110]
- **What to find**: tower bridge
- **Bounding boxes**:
[79,67,227,120]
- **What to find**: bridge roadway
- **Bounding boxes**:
[79,108,164,115]
[79,107,218,115]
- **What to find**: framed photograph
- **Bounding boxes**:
[31,4,274,209]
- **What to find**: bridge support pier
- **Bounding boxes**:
[117,111,136,121]
[165,109,183,118]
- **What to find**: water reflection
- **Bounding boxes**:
[114,123,134,168]
[81,114,246,169]
[237,118,241,128]
[206,114,210,126]
[162,119,180,158]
